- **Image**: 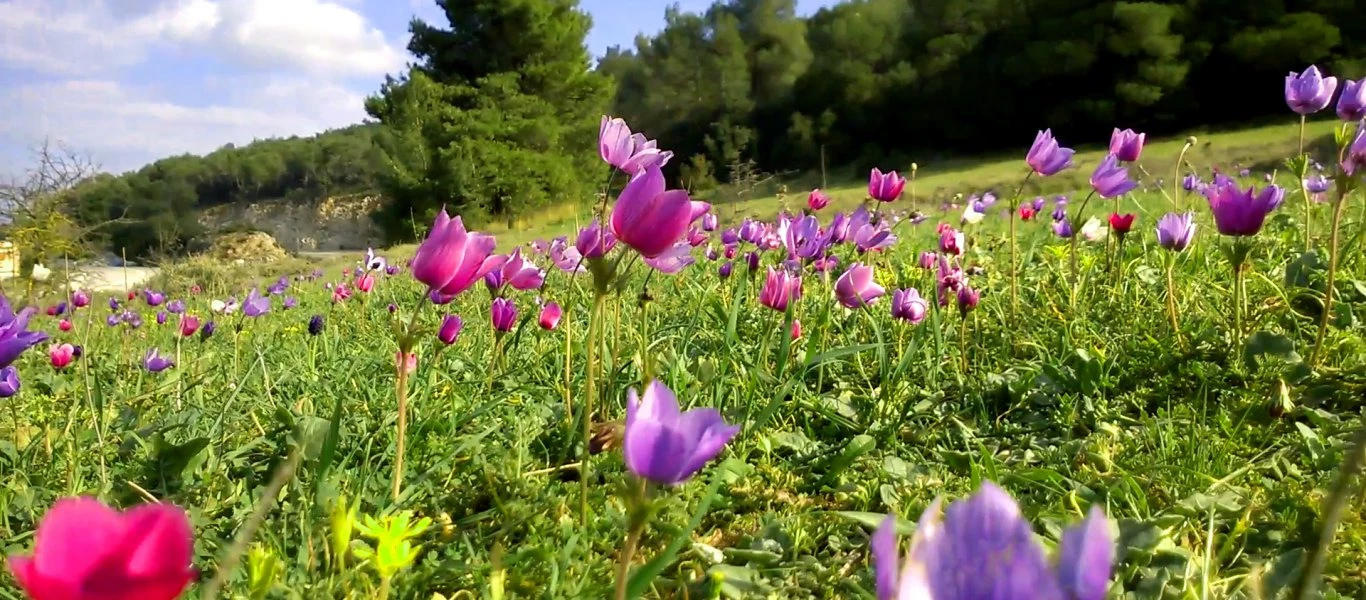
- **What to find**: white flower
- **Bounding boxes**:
[1080,217,1108,243]
[30,263,51,282]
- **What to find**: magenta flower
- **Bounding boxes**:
[891,288,928,324]
[437,314,463,345]
[623,380,739,485]
[411,208,502,296]
[1338,78,1365,121]
[599,116,674,175]
[758,267,802,313]
[1027,129,1075,176]
[1204,179,1284,236]
[1285,65,1338,115]
[939,228,964,256]
[956,285,980,316]
[870,482,1113,600]
[8,497,195,600]
[484,248,546,292]
[1090,154,1137,199]
[835,263,886,308]
[491,298,517,333]
[1108,128,1145,162]
[610,166,693,259]
[550,238,587,273]
[868,168,906,202]
[575,218,617,260]
[71,291,90,308]
[538,302,562,330]
[808,189,830,210]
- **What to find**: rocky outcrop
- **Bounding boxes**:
[198,194,383,252]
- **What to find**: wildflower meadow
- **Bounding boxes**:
[5,65,1366,599]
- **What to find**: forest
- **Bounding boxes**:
[47,0,1366,258]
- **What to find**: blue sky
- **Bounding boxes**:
[0,0,838,179]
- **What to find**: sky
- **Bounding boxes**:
[0,0,839,179]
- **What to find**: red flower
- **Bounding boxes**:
[1019,207,1036,221]
[1108,212,1136,234]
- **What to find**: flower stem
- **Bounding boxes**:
[391,358,410,503]
[1006,172,1033,321]
[958,315,969,376]
[581,292,608,526]
[1310,190,1349,367]
[614,478,649,600]
[1069,191,1097,285]
[1165,255,1182,347]
[1299,115,1312,252]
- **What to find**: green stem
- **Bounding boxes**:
[1069,191,1097,286]
[391,358,410,503]
[1299,115,1312,252]
[1007,171,1034,320]
[581,293,607,526]
[958,315,969,376]
[1310,190,1349,367]
[614,478,649,600]
[1165,254,1181,347]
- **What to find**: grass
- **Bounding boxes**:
[1,118,1365,598]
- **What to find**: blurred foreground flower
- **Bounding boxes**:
[0,366,19,397]
[7,497,195,600]
[871,482,1113,600]
[143,348,174,373]
[623,380,739,485]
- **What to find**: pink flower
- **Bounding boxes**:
[179,315,200,337]
[8,497,195,600]
[539,302,563,330]
[834,263,886,309]
[58,320,72,332]
[807,189,830,211]
[791,318,802,340]
[49,343,74,369]
[410,208,502,296]
[610,166,694,258]
[396,352,417,375]
[331,284,351,304]
[356,273,375,293]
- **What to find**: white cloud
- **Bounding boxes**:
[0,0,406,78]
[0,77,371,173]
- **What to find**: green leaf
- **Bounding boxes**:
[1242,331,1301,370]
[625,463,731,598]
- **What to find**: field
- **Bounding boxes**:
[2,118,1366,600]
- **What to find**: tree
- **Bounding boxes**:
[366,0,610,240]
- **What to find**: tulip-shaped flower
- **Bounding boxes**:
[835,263,886,309]
[1338,78,1365,121]
[243,288,270,317]
[49,343,74,369]
[599,116,673,175]
[429,314,460,345]
[71,290,90,308]
[610,166,694,259]
[411,208,502,296]
[956,285,981,317]
[718,261,733,279]
[575,219,617,260]
[623,380,740,485]
[1156,212,1196,251]
[8,497,196,600]
[179,314,200,337]
[939,228,964,256]
[891,288,928,324]
[1108,213,1135,236]
[308,314,324,336]
[643,242,697,274]
[1090,154,1137,199]
[1344,126,1366,177]
[201,321,216,340]
[0,298,51,369]
[1027,129,1075,176]
[1204,181,1284,236]
[870,482,1113,600]
[758,267,802,313]
[143,290,165,306]
[1286,65,1338,115]
[356,273,375,293]
[490,298,517,333]
[539,302,562,330]
[1109,128,1145,162]
[868,168,906,202]
[485,248,546,292]
[807,189,830,211]
[144,348,174,372]
[0,365,18,397]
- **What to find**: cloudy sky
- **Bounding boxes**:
[0,0,838,178]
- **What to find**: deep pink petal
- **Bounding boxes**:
[32,497,126,583]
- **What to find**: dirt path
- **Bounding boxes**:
[66,266,159,292]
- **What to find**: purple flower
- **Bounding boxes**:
[243,288,271,317]
[623,380,739,485]
[1305,174,1330,194]
[1156,212,1196,252]
[143,348,174,373]
[1204,180,1284,236]
[745,251,760,272]
[308,315,324,336]
[143,290,165,306]
[834,263,886,309]
[201,320,216,340]
[1108,128,1145,162]
[1053,219,1074,239]
[166,300,186,314]
[1089,154,1137,199]
[108,297,120,311]
[156,311,167,325]
[283,296,298,309]
[758,267,802,313]
[1026,129,1074,176]
[643,242,696,275]
[363,247,387,272]
[956,285,980,316]
[0,366,19,397]
[267,277,289,295]
[71,290,90,308]
[1182,173,1201,191]
[870,482,1113,600]
[868,168,907,202]
[1338,78,1365,121]
[718,261,733,279]
[438,314,463,345]
[575,218,617,260]
[1344,126,1366,177]
[891,288,927,324]
[491,297,517,333]
[1286,65,1338,115]
[781,215,828,259]
[484,248,546,291]
[0,297,48,368]
[1030,197,1045,213]
[701,212,718,232]
[599,116,673,175]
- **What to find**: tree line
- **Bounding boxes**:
[44,0,1366,259]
